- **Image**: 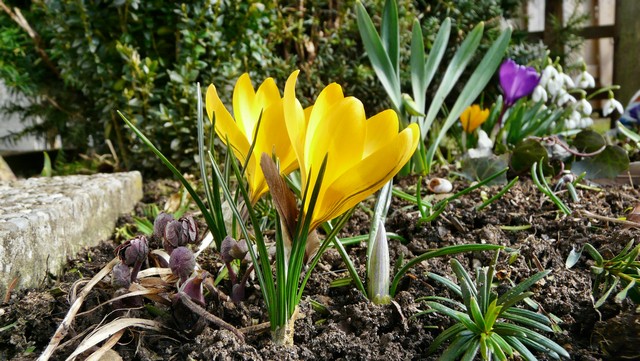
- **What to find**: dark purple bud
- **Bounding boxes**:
[164,220,184,254]
[220,236,236,263]
[170,246,195,283]
[124,236,149,267]
[230,239,249,261]
[112,263,131,289]
[180,215,198,244]
[180,272,207,306]
[153,212,174,241]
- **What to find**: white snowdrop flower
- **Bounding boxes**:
[602,97,624,116]
[540,65,558,87]
[560,73,575,89]
[575,98,593,116]
[564,110,581,129]
[467,129,493,159]
[532,85,548,103]
[574,70,595,89]
[546,76,563,97]
[579,117,594,128]
[556,90,576,106]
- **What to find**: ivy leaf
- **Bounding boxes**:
[572,145,630,180]
[461,154,508,185]
[573,130,605,153]
[510,139,548,174]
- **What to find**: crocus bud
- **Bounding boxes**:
[180,215,198,244]
[112,263,131,289]
[368,220,391,305]
[164,220,185,254]
[124,236,149,266]
[153,212,174,241]
[220,236,236,263]
[170,246,195,283]
[230,239,249,261]
[180,272,208,306]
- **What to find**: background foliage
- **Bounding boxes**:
[1,0,523,175]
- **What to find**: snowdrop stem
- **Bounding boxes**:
[587,85,621,100]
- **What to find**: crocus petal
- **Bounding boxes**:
[206,84,250,162]
[499,59,540,106]
[459,104,489,133]
[283,71,309,185]
[312,123,419,228]
[207,74,297,204]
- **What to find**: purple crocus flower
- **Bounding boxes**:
[499,59,540,107]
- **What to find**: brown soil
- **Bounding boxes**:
[1,176,639,360]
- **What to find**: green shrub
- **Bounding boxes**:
[0,0,522,175]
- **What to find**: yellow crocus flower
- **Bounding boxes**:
[206,74,297,204]
[283,70,420,230]
[460,104,490,133]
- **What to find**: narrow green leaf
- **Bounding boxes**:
[425,27,511,171]
[427,273,462,297]
[503,335,538,361]
[118,111,218,240]
[421,21,484,139]
[411,18,451,113]
[501,310,553,332]
[617,120,640,144]
[469,297,487,331]
[460,340,481,361]
[355,0,402,110]
[497,270,550,309]
[583,243,604,265]
[495,323,569,358]
[390,244,503,297]
[427,323,467,354]
[595,278,619,308]
[381,0,399,78]
[440,334,476,361]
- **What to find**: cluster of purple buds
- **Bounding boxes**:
[153,213,200,285]
[154,213,199,255]
[113,235,149,287]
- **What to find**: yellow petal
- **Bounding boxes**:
[306,96,366,189]
[311,123,419,228]
[232,74,258,139]
[363,109,399,157]
[283,70,308,184]
[206,84,250,162]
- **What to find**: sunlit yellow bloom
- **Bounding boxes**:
[460,104,490,133]
[283,70,420,230]
[206,74,297,204]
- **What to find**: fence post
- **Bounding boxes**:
[613,0,640,105]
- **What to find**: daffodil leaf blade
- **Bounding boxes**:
[381,0,399,77]
[355,1,402,110]
[416,17,450,112]
[425,27,511,170]
[420,21,484,140]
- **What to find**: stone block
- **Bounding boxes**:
[0,172,143,297]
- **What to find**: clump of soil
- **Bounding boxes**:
[1,177,639,360]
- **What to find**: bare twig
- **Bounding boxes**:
[176,291,245,342]
[579,210,640,229]
[0,1,60,77]
[38,257,119,361]
[2,276,20,303]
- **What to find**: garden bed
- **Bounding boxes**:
[1,176,639,360]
